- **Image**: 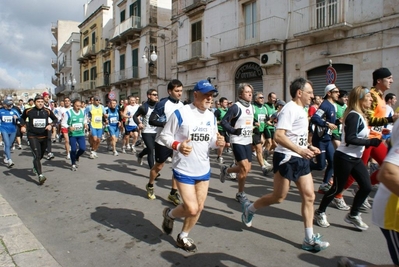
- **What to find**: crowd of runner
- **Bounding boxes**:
[0,70,398,266]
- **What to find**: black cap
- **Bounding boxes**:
[373,68,392,85]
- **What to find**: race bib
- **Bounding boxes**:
[241,125,253,137]
[72,123,83,131]
[371,126,383,133]
[94,116,102,123]
[258,114,266,122]
[296,135,308,148]
[189,124,211,142]
[2,116,12,123]
[33,118,46,128]
[110,117,118,124]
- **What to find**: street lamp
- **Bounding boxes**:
[142,45,157,72]
[67,74,76,91]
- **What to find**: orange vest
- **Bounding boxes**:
[369,91,386,139]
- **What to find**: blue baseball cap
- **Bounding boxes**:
[193,80,218,94]
[3,100,13,106]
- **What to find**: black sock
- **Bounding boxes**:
[147,183,153,188]
[170,189,177,195]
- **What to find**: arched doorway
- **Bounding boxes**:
[234,62,263,99]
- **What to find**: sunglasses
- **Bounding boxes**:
[150,94,158,96]
[258,97,264,99]
[330,90,339,94]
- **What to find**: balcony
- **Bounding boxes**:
[181,0,207,17]
[177,41,209,65]
[110,16,142,46]
[59,59,72,73]
[51,41,57,55]
[112,66,139,85]
[80,80,96,91]
[51,76,59,86]
[54,85,66,95]
[78,44,97,62]
[51,22,57,38]
[210,16,286,58]
[292,0,352,39]
[51,58,57,70]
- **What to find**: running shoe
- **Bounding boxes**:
[352,189,372,210]
[337,257,356,267]
[263,159,273,170]
[3,158,8,164]
[113,150,119,156]
[166,157,172,163]
[66,154,70,160]
[12,145,15,151]
[217,156,224,164]
[146,184,156,200]
[242,201,254,227]
[314,210,330,228]
[7,159,14,168]
[332,197,350,211]
[318,183,331,194]
[122,146,126,153]
[89,152,95,159]
[235,192,249,204]
[261,165,269,176]
[17,145,22,150]
[344,213,369,231]
[46,153,54,160]
[302,233,330,251]
[38,174,47,185]
[131,145,136,153]
[219,165,228,183]
[162,208,174,235]
[93,151,99,158]
[168,192,181,206]
[176,234,197,252]
[71,165,77,171]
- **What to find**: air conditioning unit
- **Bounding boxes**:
[260,51,282,67]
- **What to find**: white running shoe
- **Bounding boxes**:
[113,150,119,156]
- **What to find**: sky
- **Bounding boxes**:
[0,0,89,90]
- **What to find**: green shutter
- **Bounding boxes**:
[132,49,138,78]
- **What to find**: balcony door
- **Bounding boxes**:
[191,21,202,58]
[316,0,338,28]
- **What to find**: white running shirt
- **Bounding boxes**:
[274,100,308,158]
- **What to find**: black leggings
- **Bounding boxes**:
[318,150,372,216]
[28,137,48,175]
[47,130,52,153]
[139,133,156,169]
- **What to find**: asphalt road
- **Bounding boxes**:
[0,140,392,267]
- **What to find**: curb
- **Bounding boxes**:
[0,194,61,267]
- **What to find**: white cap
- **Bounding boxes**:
[324,84,337,98]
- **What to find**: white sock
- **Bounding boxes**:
[179,232,188,238]
[168,209,175,219]
[248,204,257,213]
[305,228,314,240]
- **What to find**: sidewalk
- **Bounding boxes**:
[0,194,60,267]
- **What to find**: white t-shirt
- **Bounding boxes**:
[274,101,308,158]
[157,104,218,177]
[385,105,394,131]
[372,119,399,231]
[126,105,139,127]
[229,102,253,145]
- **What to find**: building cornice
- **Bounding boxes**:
[78,5,110,29]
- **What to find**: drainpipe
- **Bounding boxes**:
[283,0,292,101]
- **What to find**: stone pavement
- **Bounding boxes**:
[0,194,60,267]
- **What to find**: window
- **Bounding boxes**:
[132,49,138,78]
[244,2,257,39]
[103,61,111,85]
[83,70,89,81]
[90,67,97,80]
[92,32,96,45]
[191,21,202,57]
[130,1,139,17]
[120,54,125,70]
[120,10,126,22]
[83,37,89,47]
